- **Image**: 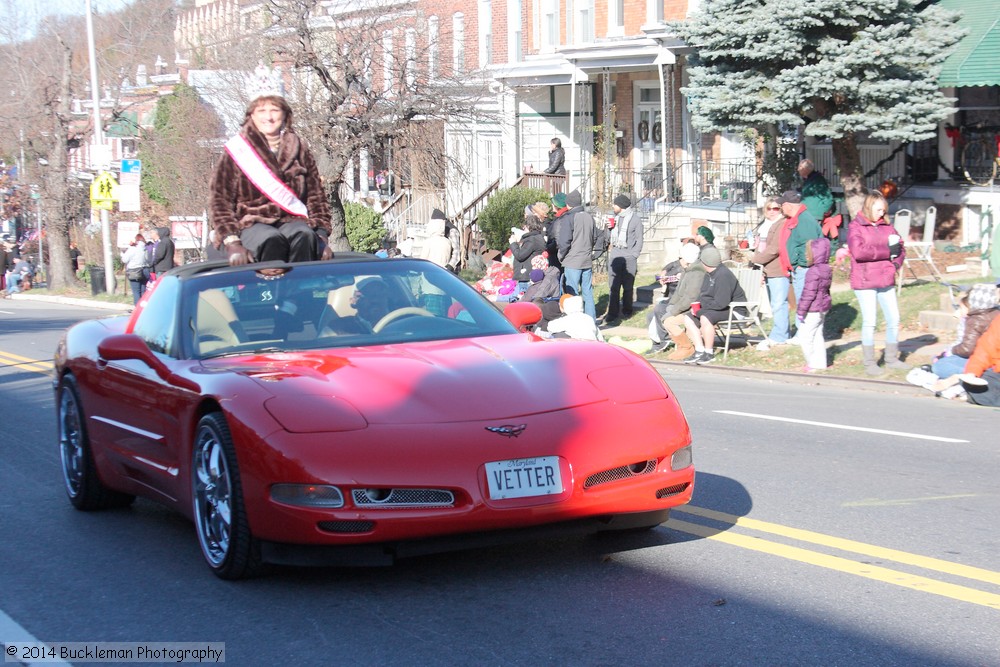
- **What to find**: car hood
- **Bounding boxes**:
[203,335,643,424]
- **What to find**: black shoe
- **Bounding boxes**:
[646,340,669,355]
[683,351,702,364]
[696,352,716,365]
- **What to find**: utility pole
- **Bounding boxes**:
[85,0,114,293]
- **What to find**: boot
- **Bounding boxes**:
[884,343,910,370]
[862,345,883,376]
[667,333,695,361]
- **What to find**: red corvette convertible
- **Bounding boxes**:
[55,256,694,579]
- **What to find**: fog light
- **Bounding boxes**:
[271,484,345,508]
[670,446,692,471]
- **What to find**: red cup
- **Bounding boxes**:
[690,301,701,316]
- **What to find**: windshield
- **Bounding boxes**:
[180,259,518,359]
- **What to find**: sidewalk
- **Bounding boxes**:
[7,291,132,312]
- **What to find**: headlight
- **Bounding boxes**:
[670,446,692,471]
[271,484,345,508]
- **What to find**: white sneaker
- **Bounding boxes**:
[756,339,772,352]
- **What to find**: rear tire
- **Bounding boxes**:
[58,375,135,510]
[192,412,264,580]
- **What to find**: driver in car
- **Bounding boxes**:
[351,279,391,331]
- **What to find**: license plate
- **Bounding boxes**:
[485,456,562,500]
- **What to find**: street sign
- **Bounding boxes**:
[121,159,141,176]
[90,171,119,210]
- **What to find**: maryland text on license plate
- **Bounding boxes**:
[485,456,562,499]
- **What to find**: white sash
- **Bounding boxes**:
[224,134,309,219]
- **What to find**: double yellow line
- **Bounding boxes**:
[0,350,52,376]
[669,505,1000,610]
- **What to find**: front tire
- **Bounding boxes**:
[58,375,135,510]
[192,412,263,580]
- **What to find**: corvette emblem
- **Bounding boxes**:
[485,424,527,438]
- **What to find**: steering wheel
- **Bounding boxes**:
[372,307,435,333]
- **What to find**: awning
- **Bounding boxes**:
[938,0,1000,87]
[493,56,588,88]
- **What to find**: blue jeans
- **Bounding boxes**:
[854,287,900,346]
[792,266,808,304]
[562,267,595,319]
[765,275,791,343]
[932,354,967,378]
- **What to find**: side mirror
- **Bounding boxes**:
[503,301,543,331]
[98,334,199,392]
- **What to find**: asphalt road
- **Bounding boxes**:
[1,299,998,667]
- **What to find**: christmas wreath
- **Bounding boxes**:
[637,120,649,143]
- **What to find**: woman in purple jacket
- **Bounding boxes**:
[848,191,908,375]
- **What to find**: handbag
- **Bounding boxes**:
[126,267,145,281]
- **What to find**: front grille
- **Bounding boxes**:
[317,520,375,534]
[351,488,455,508]
[583,459,658,489]
[656,483,690,499]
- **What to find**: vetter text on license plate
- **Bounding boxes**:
[485,456,562,500]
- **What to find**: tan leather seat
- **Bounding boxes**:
[196,289,245,354]
[327,284,358,318]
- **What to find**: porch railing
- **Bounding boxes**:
[807,144,906,192]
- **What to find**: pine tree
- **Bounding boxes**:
[673,0,964,212]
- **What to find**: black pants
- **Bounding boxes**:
[240,219,318,263]
[606,254,636,319]
[965,369,1000,407]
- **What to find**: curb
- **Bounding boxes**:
[648,358,926,397]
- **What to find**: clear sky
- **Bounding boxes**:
[0,0,137,42]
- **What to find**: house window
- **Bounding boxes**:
[647,0,663,24]
[405,29,416,89]
[565,0,574,44]
[541,0,558,50]
[382,31,393,94]
[479,0,492,67]
[608,0,624,35]
[508,0,522,63]
[576,0,594,44]
[453,13,464,74]
[428,16,439,80]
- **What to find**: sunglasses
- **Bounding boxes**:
[766,206,781,211]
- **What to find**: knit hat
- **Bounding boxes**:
[700,244,722,268]
[968,283,999,311]
[529,268,544,283]
[566,190,582,208]
[777,190,802,206]
[696,226,715,245]
[552,192,567,209]
[563,295,583,314]
[431,208,448,220]
[613,194,631,209]
[559,293,573,310]
[530,253,549,270]
[680,243,701,265]
[531,202,551,219]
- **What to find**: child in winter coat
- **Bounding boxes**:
[796,237,833,372]
[544,295,604,341]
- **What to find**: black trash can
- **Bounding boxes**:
[90,266,106,295]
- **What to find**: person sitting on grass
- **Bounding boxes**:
[541,295,603,342]
[959,313,1000,407]
[683,245,746,365]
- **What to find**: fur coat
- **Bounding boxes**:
[209,122,332,242]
